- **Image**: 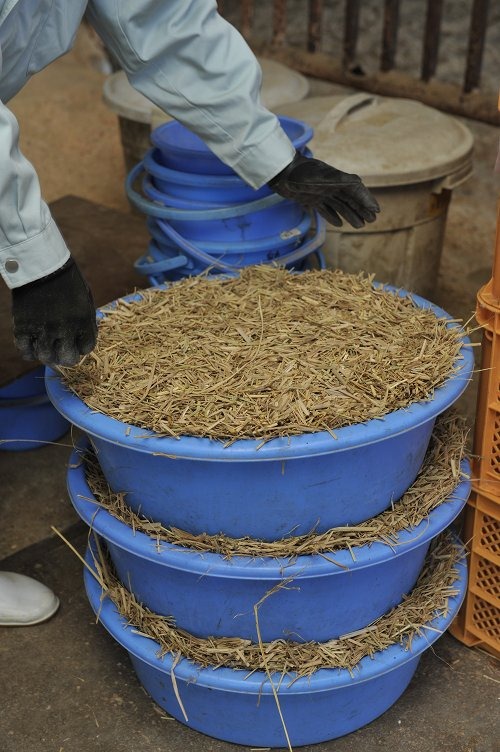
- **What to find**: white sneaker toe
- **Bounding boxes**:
[0,572,59,626]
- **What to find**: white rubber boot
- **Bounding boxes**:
[0,572,59,626]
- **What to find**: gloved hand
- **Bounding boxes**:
[11,257,98,367]
[268,151,380,229]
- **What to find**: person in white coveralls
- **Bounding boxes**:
[0,1,379,626]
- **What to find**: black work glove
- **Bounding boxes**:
[11,257,98,367]
[268,151,380,229]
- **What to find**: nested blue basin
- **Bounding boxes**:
[146,148,271,203]
[45,286,473,541]
[136,236,325,286]
[83,539,467,747]
[142,174,307,243]
[150,115,313,176]
[69,439,470,642]
[136,211,313,281]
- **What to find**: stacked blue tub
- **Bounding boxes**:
[126,116,326,284]
[0,367,68,451]
[46,286,475,748]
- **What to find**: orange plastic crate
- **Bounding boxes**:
[450,202,500,657]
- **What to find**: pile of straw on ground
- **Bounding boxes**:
[83,412,467,558]
[91,533,461,675]
[62,267,466,441]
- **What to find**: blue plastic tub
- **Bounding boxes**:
[150,115,313,176]
[138,178,321,282]
[68,438,470,641]
[153,214,311,260]
[146,148,274,203]
[83,539,467,747]
[142,177,307,243]
[134,212,315,281]
[128,115,317,284]
[0,367,69,451]
[136,238,326,286]
[45,285,473,540]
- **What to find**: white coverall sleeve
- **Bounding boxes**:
[0,99,70,289]
[87,0,296,189]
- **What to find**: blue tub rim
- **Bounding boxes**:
[69,436,470,578]
[152,213,312,253]
[150,115,314,166]
[84,536,467,693]
[45,283,474,461]
[145,148,272,189]
[142,175,309,221]
[143,176,242,210]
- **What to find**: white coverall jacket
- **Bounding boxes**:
[0,0,295,289]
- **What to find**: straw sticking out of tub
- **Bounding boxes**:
[90,533,462,676]
[60,267,466,442]
[83,412,468,558]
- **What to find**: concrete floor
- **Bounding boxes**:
[0,28,499,752]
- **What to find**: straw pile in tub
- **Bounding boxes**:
[83,412,467,558]
[61,267,466,442]
[90,533,462,676]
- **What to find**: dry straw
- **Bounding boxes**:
[83,412,467,558]
[91,533,462,676]
[61,267,466,442]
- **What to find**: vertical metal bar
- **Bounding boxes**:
[308,0,323,53]
[421,0,444,81]
[240,0,254,41]
[272,0,287,47]
[343,0,361,70]
[380,0,401,72]
[464,0,490,93]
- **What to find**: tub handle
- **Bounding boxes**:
[126,162,285,221]
[155,213,326,274]
[134,245,189,276]
[314,93,378,137]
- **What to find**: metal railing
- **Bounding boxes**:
[218,0,498,125]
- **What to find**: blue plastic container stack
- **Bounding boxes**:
[46,284,475,747]
[126,116,326,284]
